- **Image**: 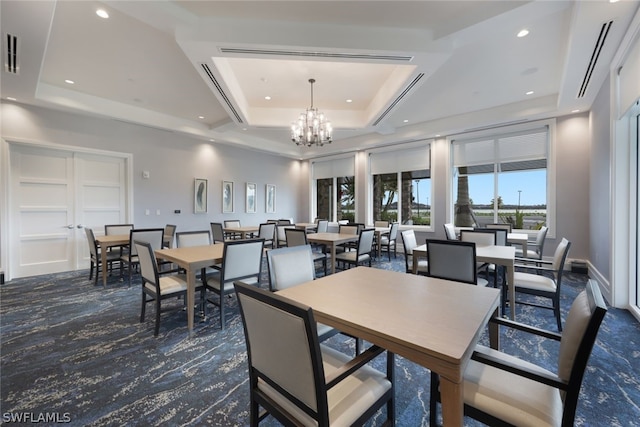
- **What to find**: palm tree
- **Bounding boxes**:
[454,168,475,226]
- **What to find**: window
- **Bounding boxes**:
[370,144,431,226]
[451,127,548,230]
[313,157,355,222]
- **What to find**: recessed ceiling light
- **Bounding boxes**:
[346,99,353,103]
[65,79,75,85]
[526,91,534,95]
[403,119,409,123]
[435,134,441,137]
[517,29,529,38]
[198,115,205,119]
[209,138,215,142]
[96,9,109,19]
[264,96,271,100]
[6,97,16,101]
[572,109,581,113]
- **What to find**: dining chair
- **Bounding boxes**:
[104,223,134,255]
[515,225,549,261]
[210,222,227,244]
[85,227,120,285]
[425,239,488,286]
[277,218,292,225]
[429,279,607,427]
[443,223,457,240]
[460,228,497,283]
[275,224,295,248]
[163,224,176,248]
[315,219,329,233]
[508,238,572,331]
[135,240,204,336]
[120,228,164,287]
[203,238,265,330]
[379,222,399,260]
[176,229,220,278]
[224,219,242,239]
[337,223,362,252]
[335,228,374,270]
[266,245,343,346]
[257,223,276,249]
[482,227,509,286]
[284,228,327,276]
[374,220,390,228]
[400,229,428,275]
[233,281,395,427]
[488,222,513,233]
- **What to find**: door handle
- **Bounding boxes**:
[67,224,74,229]
[76,225,84,229]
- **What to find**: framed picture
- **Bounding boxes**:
[222,180,234,213]
[246,182,257,213]
[194,178,208,213]
[266,184,276,214]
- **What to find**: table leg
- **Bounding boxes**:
[507,262,515,320]
[186,267,195,337]
[101,245,108,287]
[439,377,464,427]
[329,243,336,274]
[489,307,500,350]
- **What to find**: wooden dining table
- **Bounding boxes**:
[155,243,225,336]
[413,243,516,319]
[277,266,500,427]
[223,226,259,239]
[306,232,360,274]
[94,234,130,287]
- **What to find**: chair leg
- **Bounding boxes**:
[220,292,226,330]
[140,291,147,322]
[89,261,94,280]
[154,297,161,336]
[386,351,396,424]
[554,296,563,332]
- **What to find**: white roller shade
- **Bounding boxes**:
[453,127,548,167]
[312,156,355,179]
[370,145,430,175]
[618,33,640,118]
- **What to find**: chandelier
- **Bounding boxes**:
[291,78,332,147]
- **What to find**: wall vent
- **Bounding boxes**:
[577,20,612,98]
[5,33,18,74]
[219,47,413,62]
[372,73,424,126]
[200,63,244,124]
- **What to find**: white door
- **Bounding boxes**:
[9,144,129,278]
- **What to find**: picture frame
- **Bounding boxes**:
[246,182,257,213]
[194,178,208,213]
[266,184,276,214]
[222,180,234,213]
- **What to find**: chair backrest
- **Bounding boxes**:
[374,220,390,228]
[535,226,549,255]
[339,224,359,235]
[426,239,478,285]
[224,220,241,228]
[234,281,328,421]
[316,220,329,233]
[210,222,226,243]
[258,223,276,241]
[85,227,98,258]
[105,223,133,235]
[276,224,295,245]
[388,222,399,240]
[267,245,316,291]
[221,239,265,283]
[128,228,164,256]
[400,229,418,273]
[176,230,211,247]
[483,228,508,246]
[443,223,457,240]
[557,279,607,424]
[267,219,279,224]
[134,240,159,288]
[552,238,572,282]
[460,229,496,247]
[356,229,375,255]
[277,218,292,225]
[164,224,176,237]
[489,223,512,233]
[285,228,308,247]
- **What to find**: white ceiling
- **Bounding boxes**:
[2,0,639,159]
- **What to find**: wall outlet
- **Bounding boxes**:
[174,209,181,214]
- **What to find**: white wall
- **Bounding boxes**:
[0,102,304,238]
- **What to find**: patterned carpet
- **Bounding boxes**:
[1,253,639,426]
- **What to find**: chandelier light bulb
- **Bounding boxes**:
[291,78,333,147]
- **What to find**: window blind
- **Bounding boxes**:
[312,156,355,179]
[369,145,430,175]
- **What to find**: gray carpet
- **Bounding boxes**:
[1,254,639,426]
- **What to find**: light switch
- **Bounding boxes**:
[156,209,161,215]
[142,170,150,179]
[145,209,150,215]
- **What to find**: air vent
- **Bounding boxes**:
[577,20,612,98]
[372,73,424,126]
[5,33,18,74]
[219,47,413,62]
[200,63,244,124]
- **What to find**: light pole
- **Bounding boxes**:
[518,190,522,209]
[415,180,420,220]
